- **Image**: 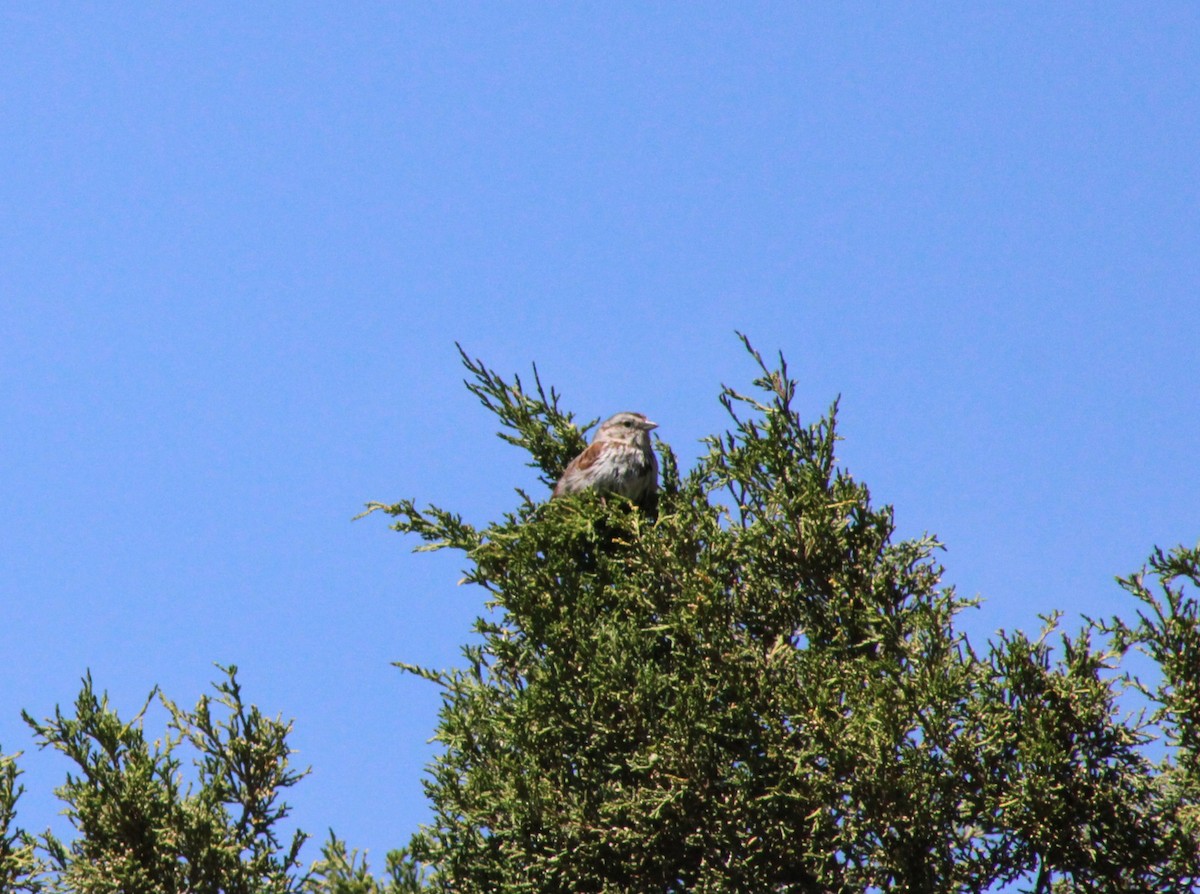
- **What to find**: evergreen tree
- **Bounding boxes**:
[364,339,1200,893]
[3,667,309,894]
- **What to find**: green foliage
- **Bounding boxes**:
[19,666,309,894]
[1104,546,1200,883]
[367,338,1200,893]
[301,836,428,894]
[0,746,44,892]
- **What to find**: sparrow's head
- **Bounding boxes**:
[594,412,658,446]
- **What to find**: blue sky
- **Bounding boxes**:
[2,3,1197,873]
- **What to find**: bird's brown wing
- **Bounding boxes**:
[569,441,606,471]
[552,441,606,497]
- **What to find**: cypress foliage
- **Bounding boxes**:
[364,340,1200,893]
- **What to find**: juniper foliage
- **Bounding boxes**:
[0,747,41,892]
[12,666,310,894]
[367,339,1200,893]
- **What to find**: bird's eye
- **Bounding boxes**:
[623,420,633,427]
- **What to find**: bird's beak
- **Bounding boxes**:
[643,420,658,431]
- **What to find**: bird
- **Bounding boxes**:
[552,412,659,507]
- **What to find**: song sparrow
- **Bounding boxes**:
[553,412,659,506]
